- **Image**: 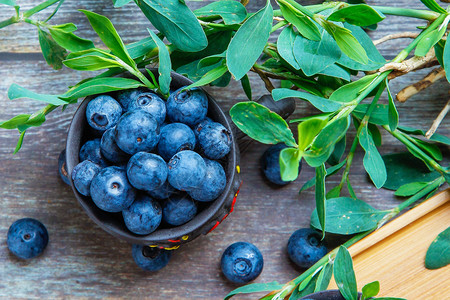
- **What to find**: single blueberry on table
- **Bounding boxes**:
[128,92,166,125]
[79,139,109,167]
[221,242,264,284]
[157,123,196,161]
[162,194,197,226]
[115,109,160,155]
[122,194,162,235]
[86,95,122,131]
[189,159,226,202]
[127,152,168,192]
[71,160,102,196]
[116,88,146,111]
[90,166,136,213]
[7,218,49,259]
[167,150,206,191]
[260,143,302,186]
[287,228,328,269]
[100,127,129,164]
[166,86,208,127]
[148,181,176,200]
[58,149,70,185]
[132,244,172,272]
[197,121,232,160]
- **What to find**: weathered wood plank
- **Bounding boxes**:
[0,0,449,299]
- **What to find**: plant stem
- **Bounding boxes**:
[23,0,61,18]
[374,6,440,21]
[271,20,288,33]
[0,16,18,29]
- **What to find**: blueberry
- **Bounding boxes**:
[128,92,166,124]
[79,139,109,167]
[193,117,213,138]
[132,244,172,272]
[90,166,136,212]
[7,218,49,259]
[166,86,208,126]
[115,109,160,155]
[116,88,146,111]
[162,194,197,226]
[71,160,102,196]
[167,150,206,191]
[157,123,196,161]
[127,152,168,192]
[260,143,302,186]
[100,128,129,164]
[58,149,70,185]
[148,181,176,200]
[197,121,232,159]
[287,228,328,269]
[189,159,226,202]
[86,95,122,131]
[123,194,162,235]
[221,242,264,284]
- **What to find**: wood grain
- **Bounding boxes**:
[0,0,449,299]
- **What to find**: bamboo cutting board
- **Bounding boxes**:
[328,189,450,299]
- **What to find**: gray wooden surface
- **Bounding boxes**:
[0,0,448,299]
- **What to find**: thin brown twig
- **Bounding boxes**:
[426,98,450,138]
[373,32,419,45]
[252,67,275,92]
[396,67,445,102]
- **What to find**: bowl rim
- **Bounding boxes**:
[66,69,239,244]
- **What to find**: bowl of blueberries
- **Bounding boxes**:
[66,70,244,250]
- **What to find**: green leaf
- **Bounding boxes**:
[272,89,342,112]
[113,0,132,7]
[382,152,441,190]
[337,24,385,71]
[61,77,145,100]
[394,182,429,197]
[290,273,320,299]
[299,160,346,194]
[80,10,135,67]
[327,4,385,27]
[14,131,26,154]
[320,20,368,64]
[347,178,357,199]
[305,116,350,167]
[315,164,327,239]
[368,123,382,147]
[194,0,247,25]
[435,41,445,67]
[314,263,333,292]
[362,281,380,300]
[385,79,399,131]
[419,0,446,13]
[37,27,67,70]
[0,115,32,130]
[280,147,302,181]
[425,227,450,269]
[277,26,301,70]
[311,197,387,234]
[0,0,17,5]
[126,37,157,60]
[51,23,77,32]
[49,28,95,52]
[8,83,67,105]
[411,137,443,161]
[63,54,121,71]
[224,281,284,300]
[241,74,252,100]
[278,3,320,41]
[415,18,449,57]
[334,246,358,300]
[397,125,450,145]
[329,74,377,103]
[327,136,346,165]
[443,27,450,83]
[185,63,228,90]
[135,0,207,52]
[297,118,328,151]
[293,29,342,76]
[230,102,297,147]
[353,104,389,125]
[147,29,171,95]
[317,64,351,81]
[226,0,273,80]
[359,125,387,188]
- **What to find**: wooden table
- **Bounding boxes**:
[0,0,448,298]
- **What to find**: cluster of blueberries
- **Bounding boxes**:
[71,86,231,236]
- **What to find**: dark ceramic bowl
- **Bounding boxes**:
[300,290,362,300]
[66,69,295,249]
